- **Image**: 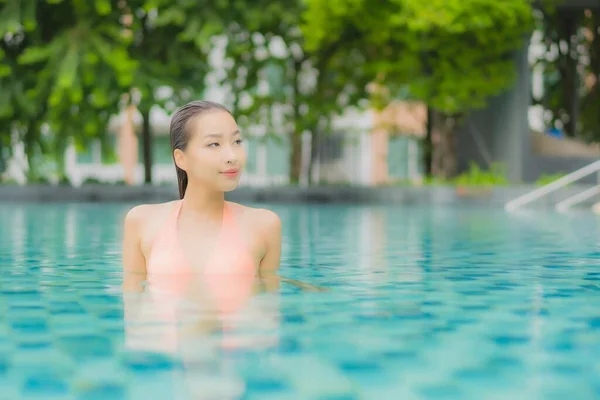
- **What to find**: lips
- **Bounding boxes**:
[222,169,239,177]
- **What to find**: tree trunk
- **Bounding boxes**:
[289,131,302,185]
[307,129,319,185]
[55,135,68,184]
[563,14,579,137]
[430,111,458,179]
[0,137,5,176]
[25,99,48,182]
[141,108,152,184]
[587,11,600,141]
[424,106,433,177]
[289,59,303,185]
[24,121,38,182]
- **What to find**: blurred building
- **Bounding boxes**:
[61,100,425,187]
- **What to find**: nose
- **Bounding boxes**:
[223,144,238,165]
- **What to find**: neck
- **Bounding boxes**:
[180,183,225,219]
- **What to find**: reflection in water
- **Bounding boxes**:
[123,272,281,351]
[358,206,387,281]
[13,206,25,263]
[123,272,282,399]
[66,206,76,258]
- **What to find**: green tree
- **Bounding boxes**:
[122,0,211,183]
[0,0,37,177]
[171,0,372,184]
[0,0,137,182]
[303,0,535,179]
[532,4,600,142]
[579,9,600,142]
[0,0,212,184]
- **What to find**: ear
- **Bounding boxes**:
[173,148,187,171]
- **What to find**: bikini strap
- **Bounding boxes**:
[221,202,249,246]
[148,200,183,253]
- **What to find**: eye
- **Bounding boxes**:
[207,142,220,147]
[234,138,243,145]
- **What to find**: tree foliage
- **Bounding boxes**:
[303,0,536,177]
[304,0,535,113]
[532,4,600,142]
[169,0,373,184]
[0,0,212,182]
[0,0,137,180]
[117,0,212,183]
[1,0,555,184]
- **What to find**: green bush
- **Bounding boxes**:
[423,162,509,186]
[453,162,510,186]
[535,173,567,186]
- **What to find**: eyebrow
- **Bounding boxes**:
[204,130,241,138]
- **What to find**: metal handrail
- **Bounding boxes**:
[504,159,600,211]
[556,186,600,212]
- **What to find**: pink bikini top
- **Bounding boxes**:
[145,200,256,306]
[147,200,256,276]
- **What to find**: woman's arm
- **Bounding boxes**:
[256,210,328,292]
[257,210,282,292]
[258,209,282,274]
[122,206,148,293]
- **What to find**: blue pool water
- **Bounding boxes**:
[0,202,599,399]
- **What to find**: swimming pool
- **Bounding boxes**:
[0,202,599,399]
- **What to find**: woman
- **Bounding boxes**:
[122,100,282,296]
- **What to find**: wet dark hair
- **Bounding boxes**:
[169,100,232,199]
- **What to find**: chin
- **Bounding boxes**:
[216,170,243,192]
[222,183,239,192]
[219,179,241,192]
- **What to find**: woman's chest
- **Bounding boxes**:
[148,226,264,274]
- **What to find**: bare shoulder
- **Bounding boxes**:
[124,201,179,243]
[124,201,180,256]
[124,203,154,224]
[256,208,281,236]
[228,202,281,232]
[125,201,176,227]
[227,202,282,270]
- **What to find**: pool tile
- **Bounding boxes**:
[122,351,181,373]
[490,335,530,346]
[11,347,76,376]
[10,319,49,334]
[50,303,87,316]
[417,382,463,399]
[57,335,113,360]
[76,384,126,400]
[277,355,356,397]
[51,314,99,335]
[22,374,69,395]
[245,377,289,392]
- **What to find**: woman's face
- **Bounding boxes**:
[175,110,247,192]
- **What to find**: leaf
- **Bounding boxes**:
[56,48,79,89]
[18,46,53,65]
[0,64,10,77]
[154,7,186,27]
[90,87,109,107]
[303,0,534,113]
[94,0,111,16]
